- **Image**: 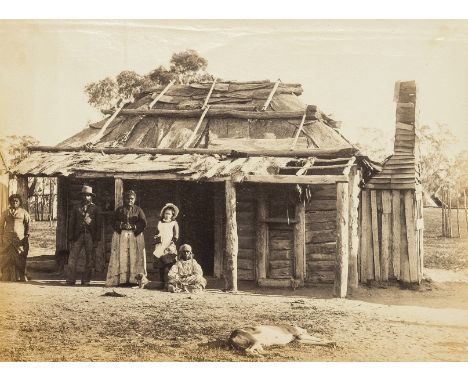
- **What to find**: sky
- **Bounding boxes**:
[1,19,468,153]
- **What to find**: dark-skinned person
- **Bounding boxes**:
[66,185,101,286]
[106,190,148,287]
[0,194,30,281]
[167,244,207,293]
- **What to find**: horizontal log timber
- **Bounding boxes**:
[365,183,416,190]
[102,108,312,120]
[270,249,293,260]
[242,175,348,184]
[305,210,336,222]
[237,258,254,270]
[238,269,254,280]
[306,229,336,243]
[307,220,336,231]
[270,268,292,278]
[238,249,254,259]
[270,260,292,269]
[260,217,297,224]
[306,253,334,261]
[306,274,334,284]
[258,278,297,288]
[29,145,358,159]
[308,260,336,271]
[306,242,336,254]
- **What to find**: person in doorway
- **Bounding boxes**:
[167,244,207,293]
[0,194,30,281]
[66,185,101,286]
[153,203,179,287]
[106,190,148,287]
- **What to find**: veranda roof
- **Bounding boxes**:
[12,147,359,184]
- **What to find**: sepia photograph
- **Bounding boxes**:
[1,4,468,367]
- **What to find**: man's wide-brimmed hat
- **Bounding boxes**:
[160,203,179,219]
[79,185,95,197]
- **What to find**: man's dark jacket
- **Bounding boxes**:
[68,203,101,242]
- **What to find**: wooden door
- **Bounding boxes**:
[268,223,295,278]
[266,193,296,279]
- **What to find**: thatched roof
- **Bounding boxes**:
[59,80,351,151]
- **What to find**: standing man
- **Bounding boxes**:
[0,194,30,281]
[67,185,101,286]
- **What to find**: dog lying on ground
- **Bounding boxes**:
[229,325,335,356]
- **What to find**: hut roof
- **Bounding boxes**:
[13,80,368,181]
[13,147,360,183]
[59,80,351,150]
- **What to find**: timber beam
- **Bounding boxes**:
[29,145,358,159]
[241,174,348,184]
[101,108,314,120]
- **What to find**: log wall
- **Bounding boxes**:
[359,189,423,283]
[305,185,337,284]
[235,184,257,280]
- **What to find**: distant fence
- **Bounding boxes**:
[440,187,468,238]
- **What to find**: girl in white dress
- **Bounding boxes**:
[153,203,179,286]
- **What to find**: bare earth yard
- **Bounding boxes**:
[1,208,468,361]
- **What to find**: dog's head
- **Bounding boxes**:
[135,273,144,281]
[292,325,308,337]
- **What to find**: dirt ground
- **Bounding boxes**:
[1,208,468,361]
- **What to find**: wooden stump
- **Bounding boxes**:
[334,182,349,298]
[224,180,238,292]
[55,177,69,252]
[348,166,360,291]
[294,199,306,284]
[115,178,123,208]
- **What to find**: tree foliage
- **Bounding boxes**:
[353,124,465,196]
[353,126,394,162]
[84,77,118,109]
[0,134,40,167]
[84,50,214,109]
[417,124,456,194]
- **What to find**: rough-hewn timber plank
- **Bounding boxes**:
[370,190,381,281]
[294,200,306,283]
[360,190,371,281]
[334,182,349,298]
[400,191,410,282]
[348,167,360,291]
[391,190,401,280]
[381,190,392,281]
[404,190,418,283]
[256,193,267,280]
[224,180,238,292]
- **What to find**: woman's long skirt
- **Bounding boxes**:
[105,231,148,286]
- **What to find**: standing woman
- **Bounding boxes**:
[0,194,30,281]
[106,190,148,287]
[153,203,179,287]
